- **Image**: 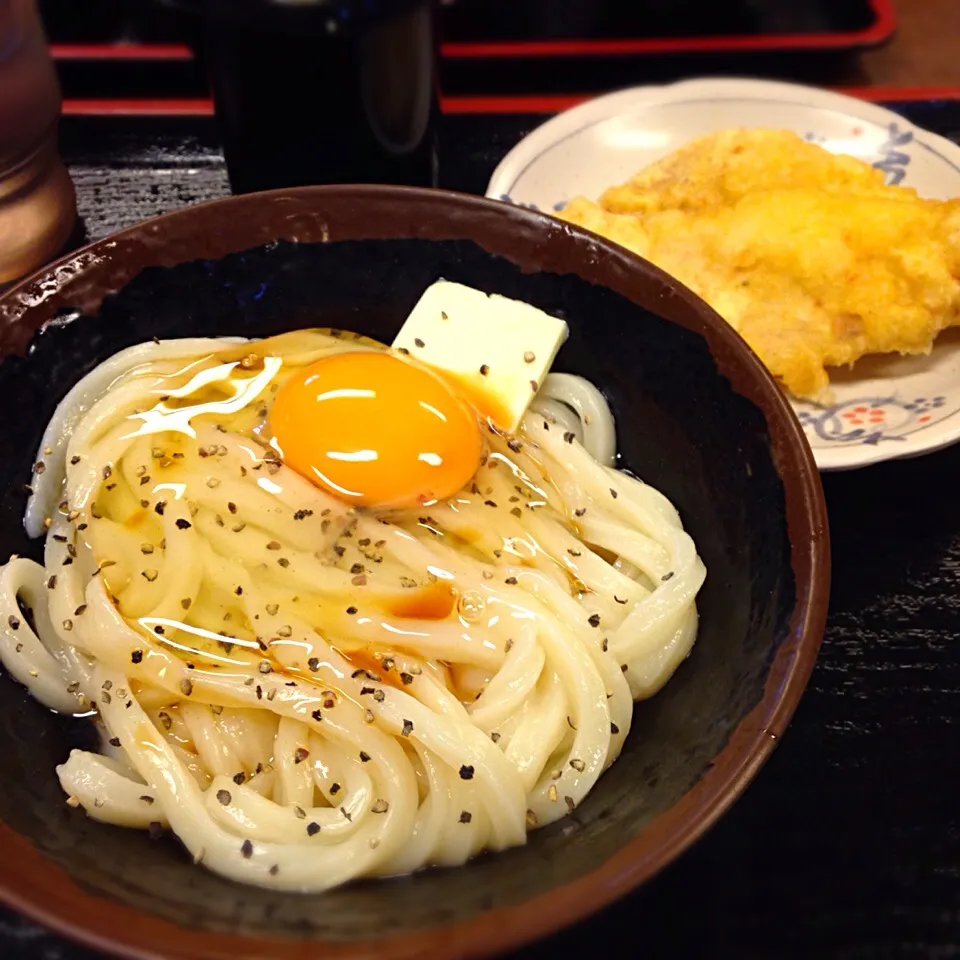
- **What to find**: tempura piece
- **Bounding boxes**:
[562,129,960,402]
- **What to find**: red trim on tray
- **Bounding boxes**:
[49,0,895,62]
[50,43,193,60]
[60,85,960,118]
[442,95,588,114]
[59,96,589,117]
[63,98,215,116]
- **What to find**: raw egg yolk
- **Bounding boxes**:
[270,351,483,508]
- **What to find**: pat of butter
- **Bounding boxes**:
[392,281,569,433]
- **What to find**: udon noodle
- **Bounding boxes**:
[0,329,705,891]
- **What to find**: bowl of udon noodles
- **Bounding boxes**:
[0,185,827,960]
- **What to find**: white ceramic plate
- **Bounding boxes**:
[486,78,960,471]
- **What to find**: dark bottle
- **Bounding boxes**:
[174,0,439,195]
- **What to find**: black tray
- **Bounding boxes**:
[43,0,896,99]
[4,97,960,958]
[43,0,895,52]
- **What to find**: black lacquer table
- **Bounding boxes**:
[3,101,960,959]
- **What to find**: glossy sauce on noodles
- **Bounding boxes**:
[86,330,589,713]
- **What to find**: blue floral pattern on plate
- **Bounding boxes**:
[803,121,914,185]
[873,122,914,185]
[497,195,569,213]
[795,395,948,446]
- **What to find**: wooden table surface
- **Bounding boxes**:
[859,0,960,89]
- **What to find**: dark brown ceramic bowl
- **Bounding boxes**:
[0,185,829,960]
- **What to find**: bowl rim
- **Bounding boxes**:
[0,184,830,960]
